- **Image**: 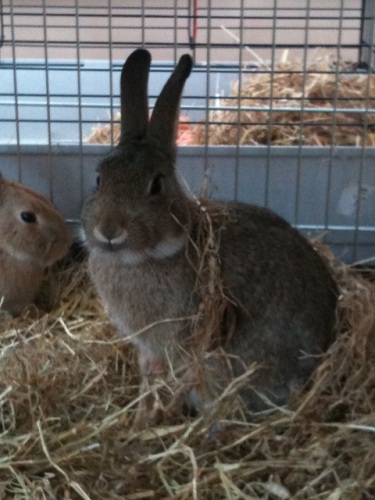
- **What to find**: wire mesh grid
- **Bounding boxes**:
[0,0,375,263]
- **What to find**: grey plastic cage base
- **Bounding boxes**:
[1,144,375,264]
[2,58,375,263]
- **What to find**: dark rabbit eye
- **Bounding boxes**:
[96,175,101,187]
[21,211,37,224]
[149,175,163,196]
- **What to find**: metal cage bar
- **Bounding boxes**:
[359,0,375,68]
[1,1,375,263]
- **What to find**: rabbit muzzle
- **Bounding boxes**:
[92,225,128,252]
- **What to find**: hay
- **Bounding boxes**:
[193,54,375,147]
[0,241,375,499]
[87,54,375,148]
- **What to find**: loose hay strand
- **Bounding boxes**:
[36,419,70,485]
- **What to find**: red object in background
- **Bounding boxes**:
[176,116,195,145]
[189,0,198,50]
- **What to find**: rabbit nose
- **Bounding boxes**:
[93,224,128,245]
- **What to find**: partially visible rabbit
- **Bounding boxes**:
[0,173,72,316]
[82,49,338,422]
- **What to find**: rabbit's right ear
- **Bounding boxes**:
[119,49,151,144]
[148,54,193,155]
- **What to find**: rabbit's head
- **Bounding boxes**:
[0,173,72,267]
[82,49,193,265]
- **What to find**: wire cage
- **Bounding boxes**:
[1,0,375,263]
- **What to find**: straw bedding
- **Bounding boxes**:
[0,238,374,499]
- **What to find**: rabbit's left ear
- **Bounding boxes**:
[148,54,193,155]
[119,49,151,145]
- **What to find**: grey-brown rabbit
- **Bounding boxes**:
[82,49,338,421]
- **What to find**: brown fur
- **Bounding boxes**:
[0,174,72,315]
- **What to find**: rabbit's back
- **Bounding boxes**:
[209,201,337,409]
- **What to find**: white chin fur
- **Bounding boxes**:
[90,233,186,265]
[121,234,186,265]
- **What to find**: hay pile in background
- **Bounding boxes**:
[0,245,375,499]
[193,55,375,147]
[87,54,375,148]
[87,114,122,145]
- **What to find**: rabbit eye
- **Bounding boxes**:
[149,175,163,196]
[21,211,37,224]
[96,175,101,187]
